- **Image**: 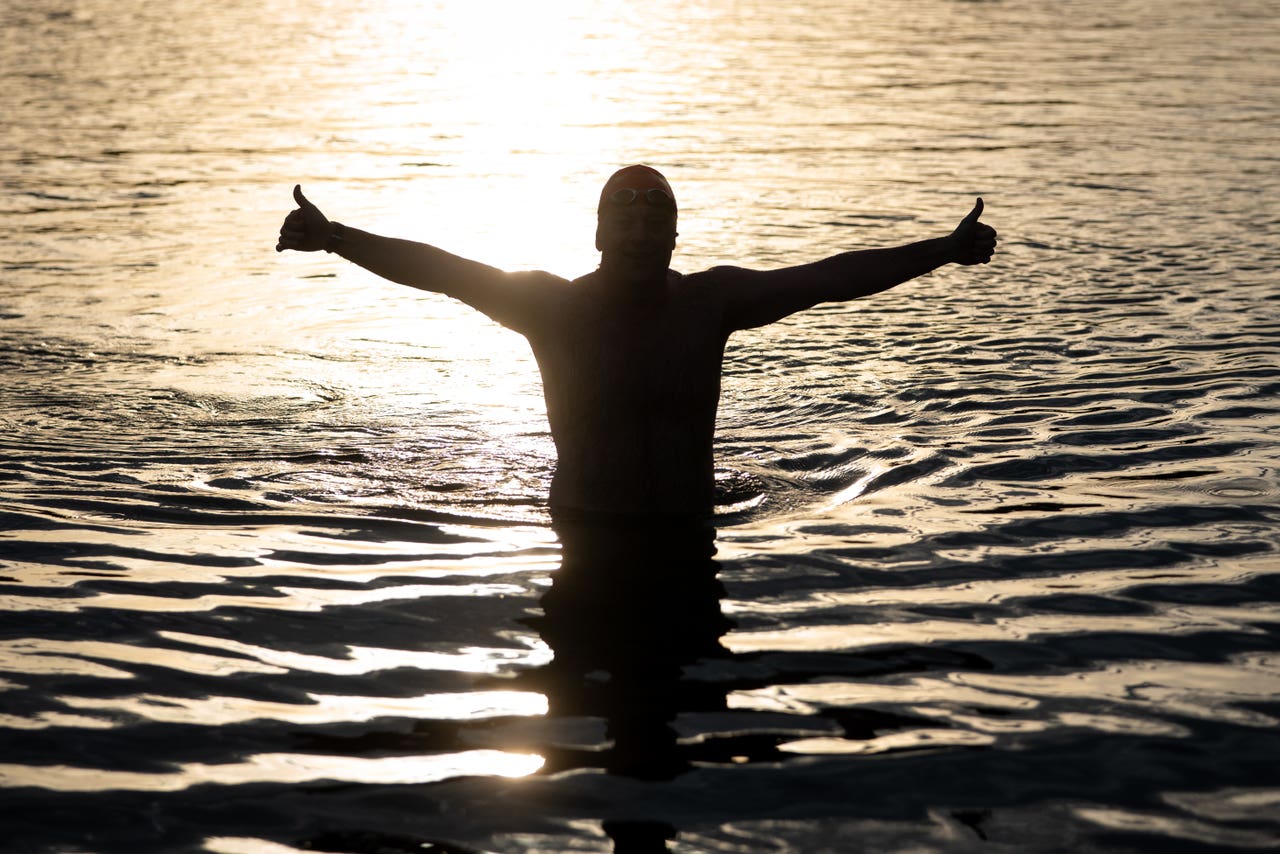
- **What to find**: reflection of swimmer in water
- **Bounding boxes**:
[277,165,997,517]
[531,513,730,781]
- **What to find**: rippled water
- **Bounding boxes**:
[3,0,1280,851]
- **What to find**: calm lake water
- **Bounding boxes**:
[3,0,1280,851]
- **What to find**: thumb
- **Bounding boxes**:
[961,197,984,226]
[293,184,314,209]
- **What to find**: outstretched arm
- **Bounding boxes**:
[275,185,555,329]
[722,199,997,331]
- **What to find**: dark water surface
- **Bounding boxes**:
[3,0,1280,851]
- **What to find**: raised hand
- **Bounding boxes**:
[949,198,998,265]
[275,185,331,252]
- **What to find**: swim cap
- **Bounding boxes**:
[598,165,676,216]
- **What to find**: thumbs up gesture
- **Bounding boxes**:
[275,185,332,252]
[948,198,998,265]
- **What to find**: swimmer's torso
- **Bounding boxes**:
[512,269,730,515]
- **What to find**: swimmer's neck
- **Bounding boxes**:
[590,264,680,297]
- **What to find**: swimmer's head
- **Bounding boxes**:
[594,165,678,282]
[597,165,677,219]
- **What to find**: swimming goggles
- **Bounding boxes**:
[606,187,675,208]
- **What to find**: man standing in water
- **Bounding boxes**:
[276,166,996,519]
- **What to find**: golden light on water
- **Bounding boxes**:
[0,750,544,792]
[53,689,547,728]
[331,0,667,277]
[1,579,533,614]
[6,0,1280,848]
[205,839,314,854]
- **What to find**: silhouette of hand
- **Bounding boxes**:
[949,198,998,265]
[275,185,331,252]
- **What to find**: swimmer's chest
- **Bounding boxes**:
[531,285,726,403]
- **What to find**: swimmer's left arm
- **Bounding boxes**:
[722,199,996,331]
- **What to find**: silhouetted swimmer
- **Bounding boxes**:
[277,165,997,517]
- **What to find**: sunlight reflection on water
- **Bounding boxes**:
[54,689,548,728]
[0,749,544,791]
[3,0,1279,850]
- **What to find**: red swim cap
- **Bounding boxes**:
[598,164,676,215]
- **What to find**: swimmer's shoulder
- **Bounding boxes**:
[683,264,755,286]
[511,269,573,289]
[679,265,758,301]
[472,269,572,334]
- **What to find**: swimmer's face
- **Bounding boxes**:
[595,197,677,285]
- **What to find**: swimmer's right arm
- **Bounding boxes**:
[276,185,549,325]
